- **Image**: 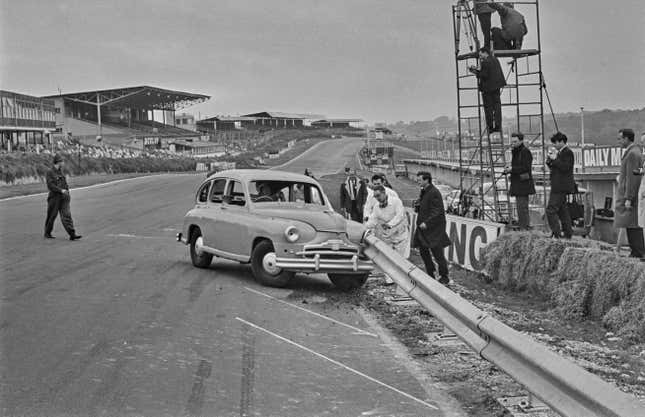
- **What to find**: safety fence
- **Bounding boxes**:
[362,233,644,417]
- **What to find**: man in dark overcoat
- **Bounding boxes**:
[545,132,576,238]
[614,128,644,258]
[469,47,506,133]
[505,132,535,229]
[489,2,528,50]
[413,171,451,285]
[44,154,82,240]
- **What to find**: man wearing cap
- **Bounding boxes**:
[44,154,82,240]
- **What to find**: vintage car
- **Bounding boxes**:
[177,169,373,289]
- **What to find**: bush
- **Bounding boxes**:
[0,152,196,184]
[482,232,645,342]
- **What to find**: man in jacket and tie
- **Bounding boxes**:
[545,132,576,239]
[340,168,367,222]
[413,171,451,285]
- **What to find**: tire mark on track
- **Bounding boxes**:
[186,359,213,417]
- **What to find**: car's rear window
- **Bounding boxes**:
[249,180,325,205]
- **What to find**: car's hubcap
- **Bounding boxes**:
[195,236,205,256]
[262,252,281,275]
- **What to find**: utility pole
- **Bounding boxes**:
[580,106,585,146]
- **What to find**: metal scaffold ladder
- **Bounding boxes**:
[452,0,548,225]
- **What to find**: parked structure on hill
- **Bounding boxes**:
[1,90,56,151]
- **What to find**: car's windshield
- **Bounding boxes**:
[249,180,326,206]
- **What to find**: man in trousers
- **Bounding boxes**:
[44,154,82,240]
[366,185,409,285]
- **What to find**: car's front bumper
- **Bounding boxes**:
[177,232,187,244]
[275,254,373,273]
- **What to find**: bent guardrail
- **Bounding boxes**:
[362,233,644,417]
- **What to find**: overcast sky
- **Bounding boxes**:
[1,0,644,123]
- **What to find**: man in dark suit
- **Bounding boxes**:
[339,168,367,222]
[44,154,82,241]
[469,47,506,133]
[504,132,535,229]
[413,171,451,285]
[546,132,576,238]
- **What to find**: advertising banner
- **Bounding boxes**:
[407,210,505,272]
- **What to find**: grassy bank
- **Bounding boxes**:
[0,152,196,184]
[482,231,645,342]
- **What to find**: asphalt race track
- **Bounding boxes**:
[1,138,463,416]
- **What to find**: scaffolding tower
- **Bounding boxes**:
[452,0,547,225]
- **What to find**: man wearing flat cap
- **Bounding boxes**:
[44,154,82,240]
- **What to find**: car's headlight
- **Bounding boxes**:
[284,225,300,243]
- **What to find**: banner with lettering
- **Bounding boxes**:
[406,210,505,272]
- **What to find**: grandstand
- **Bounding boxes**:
[44,86,210,150]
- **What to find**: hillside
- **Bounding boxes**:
[389,108,645,145]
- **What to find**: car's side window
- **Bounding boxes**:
[308,185,324,205]
[224,180,246,207]
[210,179,227,204]
[197,181,211,203]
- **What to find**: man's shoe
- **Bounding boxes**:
[69,234,82,241]
[44,234,55,239]
[439,277,450,285]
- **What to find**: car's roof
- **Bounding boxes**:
[207,169,318,183]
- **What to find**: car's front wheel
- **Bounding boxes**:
[190,228,213,268]
[251,240,294,287]
[328,273,368,291]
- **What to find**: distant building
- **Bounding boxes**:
[169,139,226,158]
[197,116,258,132]
[1,90,56,151]
[241,112,323,129]
[43,85,209,146]
[175,113,197,131]
[311,118,362,128]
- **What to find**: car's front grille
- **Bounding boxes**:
[298,239,359,259]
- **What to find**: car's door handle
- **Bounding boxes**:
[221,206,228,210]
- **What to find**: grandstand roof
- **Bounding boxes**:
[242,111,324,119]
[312,118,363,123]
[44,86,209,111]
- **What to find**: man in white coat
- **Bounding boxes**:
[363,174,398,223]
[365,185,410,284]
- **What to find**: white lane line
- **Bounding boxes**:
[0,173,199,203]
[106,233,168,239]
[243,286,377,337]
[235,317,439,411]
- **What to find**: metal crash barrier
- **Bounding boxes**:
[362,233,644,417]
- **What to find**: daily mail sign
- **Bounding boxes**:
[582,146,625,168]
[407,210,505,272]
